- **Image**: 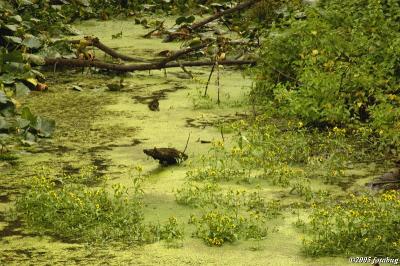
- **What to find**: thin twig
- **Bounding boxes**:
[183,132,191,154]
[204,63,216,96]
[220,126,225,142]
[217,62,220,105]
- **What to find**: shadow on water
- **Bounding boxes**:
[0,218,36,239]
[132,84,188,105]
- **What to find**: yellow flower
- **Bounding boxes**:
[312,49,319,56]
[134,165,143,173]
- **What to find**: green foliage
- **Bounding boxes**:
[185,115,366,196]
[158,216,185,247]
[176,182,282,219]
[145,216,185,247]
[176,181,279,246]
[15,168,184,245]
[60,165,105,186]
[15,175,145,244]
[190,209,267,246]
[0,3,58,144]
[303,190,400,257]
[253,0,400,150]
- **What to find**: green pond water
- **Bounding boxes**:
[0,18,365,265]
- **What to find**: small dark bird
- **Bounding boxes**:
[148,98,160,111]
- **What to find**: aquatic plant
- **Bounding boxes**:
[15,175,145,244]
[190,209,267,247]
[15,169,184,245]
[303,190,400,257]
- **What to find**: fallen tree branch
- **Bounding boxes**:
[44,57,256,72]
[69,37,147,62]
[158,42,209,67]
[191,0,260,31]
[164,0,260,41]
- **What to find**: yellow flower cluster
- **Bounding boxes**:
[208,237,224,246]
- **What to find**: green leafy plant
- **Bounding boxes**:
[252,0,400,152]
[190,209,267,246]
[303,190,400,257]
[15,175,145,244]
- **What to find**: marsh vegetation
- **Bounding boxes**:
[0,0,399,265]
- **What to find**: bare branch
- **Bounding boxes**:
[44,58,256,72]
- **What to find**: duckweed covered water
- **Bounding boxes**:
[0,18,361,265]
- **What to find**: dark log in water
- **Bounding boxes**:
[367,168,400,190]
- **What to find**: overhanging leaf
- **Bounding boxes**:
[33,116,55,137]
[20,106,36,124]
[176,16,187,25]
[0,117,10,130]
[15,82,31,98]
[16,0,34,6]
[0,74,16,85]
[0,91,8,104]
[3,36,22,45]
[24,54,45,65]
[16,117,30,129]
[3,50,23,63]
[22,35,42,49]
[4,24,18,32]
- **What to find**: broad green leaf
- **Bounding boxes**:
[176,16,187,25]
[9,15,22,23]
[0,74,15,85]
[186,16,195,24]
[3,36,22,45]
[0,117,10,130]
[22,35,42,49]
[24,54,45,65]
[25,77,38,86]
[33,116,56,137]
[15,82,30,98]
[16,117,30,129]
[188,38,202,47]
[20,106,36,124]
[4,24,18,32]
[3,50,23,63]
[16,0,33,6]
[0,91,7,104]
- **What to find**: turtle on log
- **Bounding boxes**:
[143,147,188,165]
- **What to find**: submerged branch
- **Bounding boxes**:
[44,58,256,72]
[69,38,147,62]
